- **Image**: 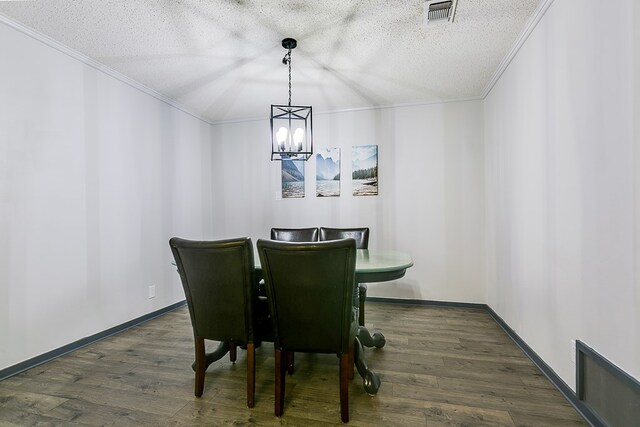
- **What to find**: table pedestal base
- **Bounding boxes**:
[191,342,230,371]
[353,325,385,395]
[357,326,386,349]
[354,336,381,395]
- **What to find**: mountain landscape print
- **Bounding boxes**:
[316,148,340,197]
[281,159,305,198]
[352,145,378,196]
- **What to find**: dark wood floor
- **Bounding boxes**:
[0,302,586,426]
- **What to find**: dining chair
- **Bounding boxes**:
[270,227,319,242]
[269,227,319,373]
[169,237,269,408]
[257,238,358,423]
[320,227,370,326]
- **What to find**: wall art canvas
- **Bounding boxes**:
[281,159,305,198]
[316,148,341,197]
[352,145,378,196]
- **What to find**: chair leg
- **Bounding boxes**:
[286,351,295,375]
[348,342,355,380]
[229,343,237,363]
[339,353,350,423]
[358,283,367,326]
[194,337,206,397]
[246,342,255,408]
[274,349,286,417]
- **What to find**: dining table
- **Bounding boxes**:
[255,249,414,395]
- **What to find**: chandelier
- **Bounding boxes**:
[270,38,313,161]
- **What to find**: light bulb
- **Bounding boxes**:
[293,128,304,151]
[276,127,288,151]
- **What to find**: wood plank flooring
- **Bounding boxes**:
[0,303,586,426]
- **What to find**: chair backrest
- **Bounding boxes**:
[319,227,369,249]
[270,227,319,242]
[169,237,256,344]
[257,239,357,354]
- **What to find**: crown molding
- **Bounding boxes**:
[0,13,215,125]
[481,0,556,99]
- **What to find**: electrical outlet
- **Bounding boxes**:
[570,339,576,364]
[148,285,156,299]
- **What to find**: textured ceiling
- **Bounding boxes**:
[0,0,541,123]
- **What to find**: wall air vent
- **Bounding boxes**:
[424,0,458,26]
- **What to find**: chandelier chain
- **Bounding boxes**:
[287,49,292,107]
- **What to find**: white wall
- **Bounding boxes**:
[0,22,213,370]
[209,101,486,303]
[484,0,640,388]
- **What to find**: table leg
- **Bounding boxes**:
[358,283,367,326]
[354,336,381,395]
[354,284,385,349]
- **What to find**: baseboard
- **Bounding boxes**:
[366,296,487,310]
[0,300,186,381]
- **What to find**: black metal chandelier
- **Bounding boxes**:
[270,38,313,161]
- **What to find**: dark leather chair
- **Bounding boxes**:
[257,238,358,423]
[169,237,268,408]
[268,227,320,374]
[320,227,370,326]
[319,227,369,249]
[270,227,319,242]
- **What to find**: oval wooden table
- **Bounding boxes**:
[354,249,414,283]
[256,249,414,395]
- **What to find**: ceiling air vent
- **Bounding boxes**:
[424,0,458,25]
